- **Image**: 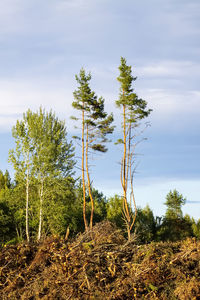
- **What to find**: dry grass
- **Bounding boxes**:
[0,221,200,299]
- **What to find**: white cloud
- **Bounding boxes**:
[136,88,200,133]
[136,61,200,78]
[142,88,200,114]
[0,79,74,132]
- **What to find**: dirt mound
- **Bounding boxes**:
[0,221,200,299]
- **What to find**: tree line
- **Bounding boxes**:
[0,57,199,245]
[0,170,200,245]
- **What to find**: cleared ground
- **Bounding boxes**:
[0,221,200,299]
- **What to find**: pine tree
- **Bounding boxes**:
[116,57,152,240]
[165,189,186,219]
[72,68,114,230]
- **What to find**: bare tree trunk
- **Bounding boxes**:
[82,109,88,231]
[129,151,137,233]
[127,226,131,241]
[16,227,20,240]
[25,166,30,242]
[37,178,44,241]
[122,103,131,240]
[122,103,127,204]
[122,101,136,241]
[86,125,94,230]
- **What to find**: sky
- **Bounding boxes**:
[0,0,200,219]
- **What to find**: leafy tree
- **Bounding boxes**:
[106,195,124,228]
[41,177,76,237]
[72,68,114,231]
[88,188,107,224]
[9,111,35,242]
[158,190,189,241]
[116,57,152,240]
[9,108,75,241]
[0,170,11,191]
[0,170,17,244]
[192,218,200,239]
[0,171,4,190]
[134,205,156,243]
[165,189,186,219]
[0,191,15,244]
[4,170,11,189]
[30,108,75,240]
[0,176,26,244]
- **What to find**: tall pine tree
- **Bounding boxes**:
[72,68,114,230]
[116,57,152,240]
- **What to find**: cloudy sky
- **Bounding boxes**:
[0,0,200,219]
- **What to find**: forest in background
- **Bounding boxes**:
[0,166,200,246]
[0,57,200,246]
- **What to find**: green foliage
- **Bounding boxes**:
[0,170,11,190]
[89,188,107,223]
[157,190,192,242]
[116,57,152,123]
[73,68,114,154]
[0,194,15,243]
[106,195,124,228]
[1,184,26,239]
[134,205,156,243]
[165,189,186,219]
[157,217,192,242]
[41,177,76,236]
[10,107,75,180]
[192,218,200,239]
[8,108,76,241]
[72,68,95,113]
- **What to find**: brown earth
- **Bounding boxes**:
[0,221,200,299]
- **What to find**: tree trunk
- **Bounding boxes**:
[86,125,94,230]
[122,102,132,241]
[16,227,20,240]
[25,167,30,242]
[82,109,88,231]
[127,225,131,242]
[37,178,44,241]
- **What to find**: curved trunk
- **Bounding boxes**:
[86,125,94,230]
[82,109,88,231]
[122,104,130,226]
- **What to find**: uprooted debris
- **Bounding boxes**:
[0,221,200,299]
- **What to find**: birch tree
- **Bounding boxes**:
[9,108,75,241]
[9,111,34,242]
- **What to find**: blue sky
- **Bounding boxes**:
[0,0,200,219]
